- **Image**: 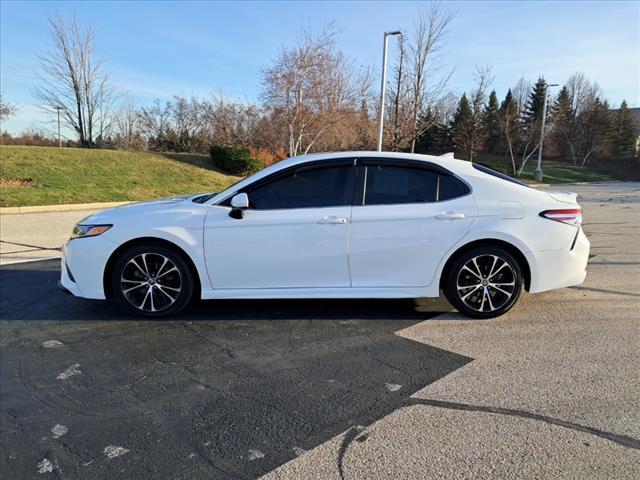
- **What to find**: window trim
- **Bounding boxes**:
[217,158,358,211]
[354,158,472,206]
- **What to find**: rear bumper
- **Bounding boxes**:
[528,227,590,293]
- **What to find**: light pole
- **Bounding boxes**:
[534,83,559,182]
[376,30,403,151]
[55,106,63,148]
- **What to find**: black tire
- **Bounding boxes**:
[444,246,523,319]
[110,243,195,318]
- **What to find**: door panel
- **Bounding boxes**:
[204,206,352,289]
[204,160,356,289]
[349,197,477,287]
[349,161,477,288]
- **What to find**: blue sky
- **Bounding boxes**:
[1,0,638,134]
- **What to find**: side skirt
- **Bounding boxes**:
[200,284,440,300]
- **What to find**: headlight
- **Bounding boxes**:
[70,224,113,239]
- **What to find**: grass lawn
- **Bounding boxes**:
[0,146,239,207]
[0,145,622,208]
[476,157,619,184]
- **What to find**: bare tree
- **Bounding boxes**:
[507,77,540,176]
[139,96,207,152]
[566,72,600,116]
[204,94,263,147]
[515,120,541,177]
[112,100,143,149]
[138,99,170,149]
[559,73,609,167]
[34,15,117,147]
[261,25,364,157]
[383,3,454,152]
[387,35,410,151]
[408,3,454,152]
[452,65,493,162]
[512,77,531,119]
[498,90,519,175]
[0,93,18,124]
[470,66,493,118]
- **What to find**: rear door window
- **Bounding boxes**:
[360,161,469,205]
[364,165,438,205]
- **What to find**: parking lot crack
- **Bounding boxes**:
[407,398,640,450]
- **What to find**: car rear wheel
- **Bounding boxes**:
[111,243,194,318]
[444,247,523,319]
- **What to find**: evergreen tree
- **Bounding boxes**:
[415,108,452,153]
[574,97,613,166]
[550,86,575,160]
[451,93,475,160]
[613,100,638,157]
[499,89,518,124]
[523,77,548,126]
[482,90,501,154]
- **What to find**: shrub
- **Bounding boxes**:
[247,146,284,167]
[209,145,264,175]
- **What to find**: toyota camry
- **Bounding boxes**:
[59,152,590,319]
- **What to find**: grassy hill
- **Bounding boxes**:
[0,146,239,207]
[477,157,619,184]
[0,145,622,208]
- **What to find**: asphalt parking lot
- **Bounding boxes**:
[1,183,639,479]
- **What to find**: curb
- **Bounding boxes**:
[0,201,131,215]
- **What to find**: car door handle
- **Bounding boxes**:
[435,211,466,220]
[317,216,348,224]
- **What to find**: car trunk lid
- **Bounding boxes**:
[545,190,579,205]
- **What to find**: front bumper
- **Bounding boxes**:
[528,226,590,293]
[57,279,73,295]
[60,235,116,300]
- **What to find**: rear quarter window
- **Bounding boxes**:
[438,175,470,201]
[472,164,530,187]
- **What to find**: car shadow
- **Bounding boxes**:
[1,259,473,479]
[0,259,456,322]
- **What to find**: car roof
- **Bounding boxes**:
[277,151,471,170]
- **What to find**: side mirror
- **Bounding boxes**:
[229,192,249,219]
[231,192,249,209]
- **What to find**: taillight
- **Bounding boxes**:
[539,208,582,227]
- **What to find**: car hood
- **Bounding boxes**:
[80,194,198,223]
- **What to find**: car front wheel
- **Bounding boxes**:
[111,243,194,317]
[444,247,523,319]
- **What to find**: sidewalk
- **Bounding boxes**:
[0,209,98,265]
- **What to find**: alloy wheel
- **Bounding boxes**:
[120,253,183,313]
[455,254,517,313]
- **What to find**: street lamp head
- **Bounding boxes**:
[385,31,403,36]
[548,83,560,87]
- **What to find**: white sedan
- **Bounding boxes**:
[59,152,590,319]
